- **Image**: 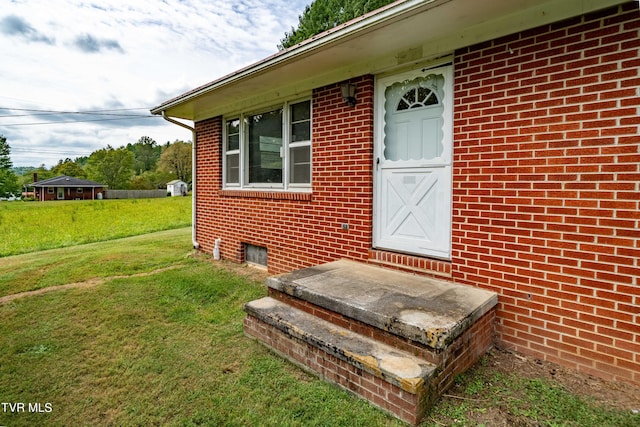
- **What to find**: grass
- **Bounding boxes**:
[0,210,637,425]
[0,229,403,427]
[0,228,193,297]
[429,365,640,427]
[0,197,192,257]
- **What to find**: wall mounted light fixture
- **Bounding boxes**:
[340,82,357,107]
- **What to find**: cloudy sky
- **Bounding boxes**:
[0,0,309,167]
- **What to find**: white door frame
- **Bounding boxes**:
[373,65,454,259]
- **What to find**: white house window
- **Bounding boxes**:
[224,99,311,190]
[289,101,311,184]
[248,109,283,184]
[225,119,240,185]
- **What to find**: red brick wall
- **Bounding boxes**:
[194,4,639,385]
[453,3,640,385]
[193,75,374,273]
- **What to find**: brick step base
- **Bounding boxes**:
[244,297,437,425]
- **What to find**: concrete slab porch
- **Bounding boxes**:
[266,259,497,350]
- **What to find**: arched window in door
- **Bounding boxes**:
[383,74,445,161]
[396,85,439,110]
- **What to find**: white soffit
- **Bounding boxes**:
[153,0,625,121]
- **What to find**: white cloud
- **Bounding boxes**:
[0,14,55,44]
[0,0,308,167]
[72,33,125,53]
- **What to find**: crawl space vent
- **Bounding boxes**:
[245,244,267,267]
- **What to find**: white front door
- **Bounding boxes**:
[374,66,453,259]
[57,187,64,200]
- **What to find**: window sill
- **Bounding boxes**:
[219,189,312,201]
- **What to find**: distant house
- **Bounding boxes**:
[166,180,188,197]
[30,175,106,201]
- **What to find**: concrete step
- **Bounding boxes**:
[245,260,499,424]
[244,296,437,394]
[266,259,497,350]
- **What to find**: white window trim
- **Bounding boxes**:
[223,98,312,192]
[224,118,241,189]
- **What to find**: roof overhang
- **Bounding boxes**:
[151,0,625,122]
[29,176,105,188]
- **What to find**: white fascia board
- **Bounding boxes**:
[153,0,627,121]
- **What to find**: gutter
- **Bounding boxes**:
[161,111,199,249]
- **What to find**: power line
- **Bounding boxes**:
[1,116,159,126]
[0,106,151,112]
[0,106,159,126]
[0,112,150,118]
[11,147,93,155]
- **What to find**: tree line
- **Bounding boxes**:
[1,134,192,197]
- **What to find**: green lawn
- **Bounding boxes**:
[0,210,637,425]
[0,197,192,257]
[0,228,193,298]
[0,229,403,427]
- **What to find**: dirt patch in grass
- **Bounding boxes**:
[486,347,640,410]
[432,345,640,426]
[0,265,184,304]
[485,346,640,412]
[0,250,263,306]
[188,253,271,283]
